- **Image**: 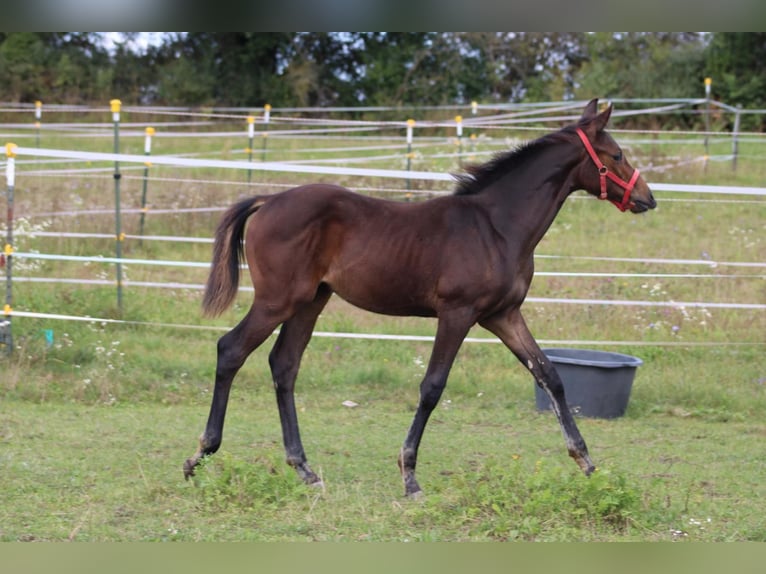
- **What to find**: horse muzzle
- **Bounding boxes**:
[628,187,657,213]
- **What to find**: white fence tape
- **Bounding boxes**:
[13,251,211,268]
[535,254,766,268]
[8,269,764,313]
[12,250,766,275]
[7,310,763,348]
[9,145,453,182]
[7,145,766,196]
[524,297,764,310]
[647,182,766,196]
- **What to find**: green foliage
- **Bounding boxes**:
[0,32,47,101]
[705,33,766,129]
[0,33,112,103]
[575,33,708,124]
[171,32,296,107]
[405,459,645,541]
[192,452,311,512]
[1,32,765,117]
[155,53,217,106]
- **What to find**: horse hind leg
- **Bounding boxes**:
[183,304,284,479]
[268,285,332,487]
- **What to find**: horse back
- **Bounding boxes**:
[245,184,519,317]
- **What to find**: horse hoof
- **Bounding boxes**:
[570,450,595,476]
[405,489,424,500]
[183,459,196,480]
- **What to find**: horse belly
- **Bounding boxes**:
[341,294,437,318]
[325,245,439,317]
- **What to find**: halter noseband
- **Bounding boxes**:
[575,128,640,212]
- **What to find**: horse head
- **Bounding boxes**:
[574,99,656,213]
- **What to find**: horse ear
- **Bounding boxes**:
[580,98,600,122]
[592,103,612,132]
[580,99,612,132]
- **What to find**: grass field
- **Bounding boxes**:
[1,110,764,541]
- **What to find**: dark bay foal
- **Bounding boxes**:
[184,99,656,497]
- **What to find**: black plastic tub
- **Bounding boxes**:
[534,348,643,419]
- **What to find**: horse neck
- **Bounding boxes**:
[479,141,581,252]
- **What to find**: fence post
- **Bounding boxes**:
[470,102,479,161]
[110,99,124,315]
[731,104,742,172]
[261,103,271,162]
[139,126,155,240]
[703,77,712,168]
[246,115,255,183]
[406,118,415,192]
[2,143,17,355]
[34,101,42,148]
[455,115,463,166]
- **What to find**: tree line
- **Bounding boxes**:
[0,32,764,126]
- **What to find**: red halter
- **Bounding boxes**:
[575,128,641,212]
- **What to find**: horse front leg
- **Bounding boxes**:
[399,312,473,497]
[480,308,595,475]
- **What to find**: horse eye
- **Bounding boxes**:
[613,151,623,162]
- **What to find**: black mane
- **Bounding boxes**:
[453,127,575,196]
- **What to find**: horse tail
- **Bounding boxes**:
[202,196,268,318]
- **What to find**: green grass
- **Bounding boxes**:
[1,118,764,541]
[2,381,765,541]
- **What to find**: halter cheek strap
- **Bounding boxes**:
[575,128,640,212]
